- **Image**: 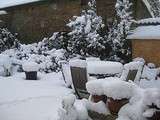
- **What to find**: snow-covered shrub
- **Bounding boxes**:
[67,0,105,58]
[2,39,67,73]
[0,54,13,76]
[117,87,160,120]
[108,0,133,62]
[0,28,20,53]
[58,94,78,120]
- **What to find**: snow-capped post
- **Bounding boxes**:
[23,62,39,80]
[67,0,105,58]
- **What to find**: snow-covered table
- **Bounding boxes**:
[87,61,123,77]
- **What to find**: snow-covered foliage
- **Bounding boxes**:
[0,54,13,76]
[108,0,133,62]
[67,0,105,57]
[117,87,160,120]
[1,34,67,73]
[0,28,20,53]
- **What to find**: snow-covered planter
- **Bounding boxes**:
[23,62,39,80]
[107,97,129,114]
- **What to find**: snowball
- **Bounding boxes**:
[147,63,156,68]
[83,99,110,115]
[143,109,156,118]
[74,100,88,120]
[69,59,87,68]
[87,61,123,75]
[0,54,12,69]
[22,61,39,72]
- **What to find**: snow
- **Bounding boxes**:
[87,61,123,75]
[141,65,159,80]
[22,61,39,72]
[86,78,135,100]
[0,0,40,9]
[127,25,160,39]
[137,18,160,25]
[69,59,87,68]
[0,72,72,120]
[0,10,7,15]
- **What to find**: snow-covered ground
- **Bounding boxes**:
[0,72,72,120]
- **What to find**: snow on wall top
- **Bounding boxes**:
[0,10,7,15]
[136,18,160,25]
[0,0,41,9]
[127,25,160,40]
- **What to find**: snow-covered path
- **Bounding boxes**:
[0,72,72,120]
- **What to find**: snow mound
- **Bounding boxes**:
[87,61,123,75]
[87,78,135,99]
[22,61,39,72]
[69,59,87,68]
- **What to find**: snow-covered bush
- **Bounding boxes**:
[108,0,133,62]
[0,54,13,76]
[1,38,67,73]
[67,0,105,58]
[0,28,20,53]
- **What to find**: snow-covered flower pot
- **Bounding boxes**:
[92,95,107,103]
[107,97,129,114]
[23,62,39,80]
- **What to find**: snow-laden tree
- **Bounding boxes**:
[0,28,20,53]
[67,0,105,57]
[148,0,160,17]
[108,0,133,62]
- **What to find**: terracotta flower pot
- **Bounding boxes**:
[92,95,107,103]
[25,71,37,80]
[107,97,129,114]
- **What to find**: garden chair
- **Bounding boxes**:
[120,61,145,83]
[69,59,90,99]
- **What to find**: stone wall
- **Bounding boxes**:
[1,0,82,43]
[132,39,160,66]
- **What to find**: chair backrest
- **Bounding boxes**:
[69,59,89,98]
[120,61,144,83]
[70,66,88,90]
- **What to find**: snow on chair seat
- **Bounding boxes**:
[87,61,123,78]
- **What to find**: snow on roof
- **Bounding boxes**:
[137,18,160,25]
[0,10,7,15]
[127,25,160,40]
[0,0,41,9]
